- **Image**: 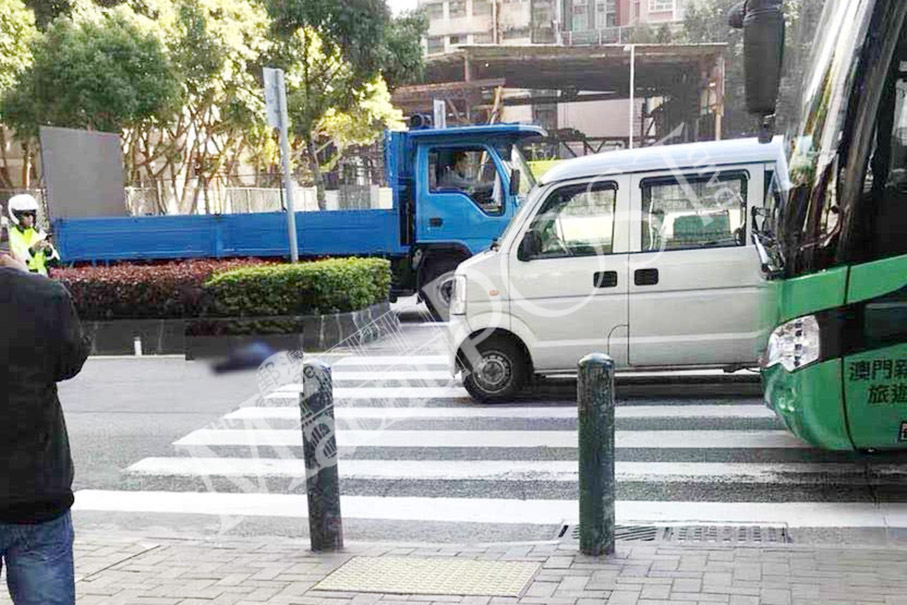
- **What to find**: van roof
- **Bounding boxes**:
[539,137,785,186]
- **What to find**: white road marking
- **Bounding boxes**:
[225,405,776,421]
[330,355,449,367]
[174,429,804,449]
[127,458,888,484]
[72,490,907,528]
[264,387,470,401]
[285,370,454,382]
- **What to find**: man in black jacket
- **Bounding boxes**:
[0,253,89,605]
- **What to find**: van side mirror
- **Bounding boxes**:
[518,230,542,261]
[510,169,521,197]
[729,0,785,143]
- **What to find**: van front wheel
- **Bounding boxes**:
[461,337,528,403]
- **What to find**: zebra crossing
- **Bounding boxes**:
[72,352,907,537]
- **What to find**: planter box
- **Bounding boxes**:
[81,302,395,358]
[81,318,186,356]
[184,302,394,360]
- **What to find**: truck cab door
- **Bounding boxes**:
[417,145,514,254]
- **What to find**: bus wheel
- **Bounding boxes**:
[461,337,528,403]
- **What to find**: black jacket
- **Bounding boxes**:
[0,268,90,523]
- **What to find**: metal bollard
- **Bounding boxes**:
[300,360,344,551]
[577,353,616,556]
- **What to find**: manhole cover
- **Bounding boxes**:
[665,525,791,544]
[314,556,540,597]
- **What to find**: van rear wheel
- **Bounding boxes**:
[461,337,528,403]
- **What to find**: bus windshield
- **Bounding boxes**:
[775,0,876,276]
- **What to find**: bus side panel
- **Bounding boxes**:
[763,361,854,451]
[844,343,907,450]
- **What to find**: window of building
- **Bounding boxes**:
[449,0,467,18]
[474,32,494,43]
[473,0,492,15]
[429,148,505,215]
[595,0,617,28]
[426,36,445,54]
[449,35,463,45]
[504,27,531,40]
[528,182,618,258]
[648,0,674,13]
[641,173,748,252]
[425,1,444,19]
[572,0,588,31]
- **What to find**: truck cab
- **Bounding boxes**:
[387,124,546,319]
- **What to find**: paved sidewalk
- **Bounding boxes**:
[3,531,907,605]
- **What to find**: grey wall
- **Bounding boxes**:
[39,126,126,220]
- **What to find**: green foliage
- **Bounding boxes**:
[0,0,37,94]
[204,257,392,317]
[1,8,181,136]
[382,9,428,89]
[24,0,72,29]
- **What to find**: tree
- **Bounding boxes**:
[381,10,429,89]
[23,0,72,30]
[0,0,37,187]
[267,0,421,209]
[1,7,180,136]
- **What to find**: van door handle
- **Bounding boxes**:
[429,217,443,227]
[594,271,618,288]
[634,268,659,286]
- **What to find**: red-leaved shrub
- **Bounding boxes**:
[54,259,276,320]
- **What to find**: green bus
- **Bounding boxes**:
[734,0,907,450]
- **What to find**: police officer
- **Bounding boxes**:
[6,195,59,276]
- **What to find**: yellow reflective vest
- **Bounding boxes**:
[9,226,59,276]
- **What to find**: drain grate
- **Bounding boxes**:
[559,524,790,544]
[559,525,661,542]
[665,524,790,544]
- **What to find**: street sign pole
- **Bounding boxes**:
[264,67,299,263]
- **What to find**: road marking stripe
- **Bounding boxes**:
[264,387,470,401]
[331,355,449,367]
[226,405,775,421]
[72,490,907,528]
[126,458,888,483]
[304,371,454,382]
[174,429,803,449]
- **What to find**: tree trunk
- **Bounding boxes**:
[307,138,327,211]
[0,129,15,189]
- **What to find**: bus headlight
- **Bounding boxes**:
[451,274,467,315]
[763,315,821,372]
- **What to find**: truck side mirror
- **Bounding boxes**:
[729,0,785,143]
[518,230,542,261]
[510,169,521,197]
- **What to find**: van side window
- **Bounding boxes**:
[641,173,748,252]
[429,147,504,216]
[529,182,617,258]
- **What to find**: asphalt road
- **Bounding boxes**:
[59,298,907,546]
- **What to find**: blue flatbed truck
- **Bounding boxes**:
[52,124,546,319]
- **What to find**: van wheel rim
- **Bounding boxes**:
[475,352,512,393]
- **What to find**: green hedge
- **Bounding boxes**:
[203,257,392,318]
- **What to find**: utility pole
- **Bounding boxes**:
[263,67,300,263]
[624,44,636,150]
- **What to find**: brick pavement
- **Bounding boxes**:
[2,531,907,604]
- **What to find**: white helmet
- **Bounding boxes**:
[7,194,40,227]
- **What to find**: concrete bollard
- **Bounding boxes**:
[577,353,616,556]
[300,360,344,552]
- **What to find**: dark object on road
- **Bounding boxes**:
[0,257,91,603]
[578,353,616,557]
[211,342,277,374]
[300,361,343,552]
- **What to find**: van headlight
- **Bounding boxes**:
[451,274,467,315]
[763,315,821,372]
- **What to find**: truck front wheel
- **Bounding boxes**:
[461,337,528,403]
[419,257,462,322]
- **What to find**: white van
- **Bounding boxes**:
[448,138,787,402]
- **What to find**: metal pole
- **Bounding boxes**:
[276,69,300,263]
[628,44,636,150]
[300,360,343,551]
[577,353,616,556]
